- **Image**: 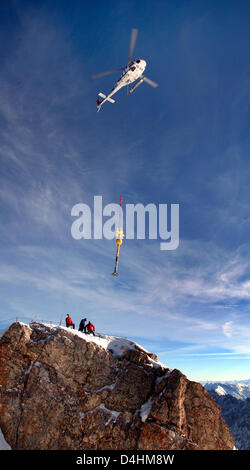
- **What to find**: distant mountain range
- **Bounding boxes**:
[204,381,250,400]
[204,379,250,386]
[203,381,250,450]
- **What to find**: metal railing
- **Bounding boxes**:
[0,316,63,328]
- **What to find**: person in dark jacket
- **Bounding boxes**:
[65,314,75,329]
[86,321,96,336]
[79,317,88,333]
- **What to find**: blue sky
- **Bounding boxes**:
[1,0,250,381]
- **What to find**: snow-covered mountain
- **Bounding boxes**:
[204,381,250,450]
[204,381,250,400]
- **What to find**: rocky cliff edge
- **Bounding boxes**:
[0,322,234,450]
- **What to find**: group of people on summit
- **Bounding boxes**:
[65,314,96,336]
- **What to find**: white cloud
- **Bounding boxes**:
[222,321,234,338]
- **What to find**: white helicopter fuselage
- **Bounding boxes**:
[97,59,146,111]
[116,59,146,87]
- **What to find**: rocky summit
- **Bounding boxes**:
[0,322,234,450]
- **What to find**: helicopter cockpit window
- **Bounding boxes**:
[130,66,136,71]
[136,60,140,63]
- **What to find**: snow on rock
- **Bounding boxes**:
[33,322,163,368]
[140,396,154,423]
[97,403,121,425]
[215,385,228,396]
[39,323,136,352]
[0,428,11,450]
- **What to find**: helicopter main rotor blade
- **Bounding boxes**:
[92,68,124,79]
[128,28,138,63]
[143,76,158,88]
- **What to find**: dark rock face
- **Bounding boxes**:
[0,322,234,450]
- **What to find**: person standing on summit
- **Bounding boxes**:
[65,314,75,329]
[86,321,96,336]
[79,317,88,333]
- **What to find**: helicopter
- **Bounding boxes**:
[92,29,158,112]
